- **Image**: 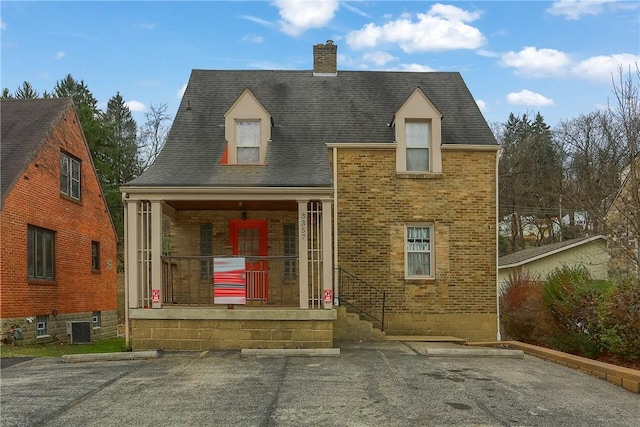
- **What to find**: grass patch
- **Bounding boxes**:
[0,338,126,358]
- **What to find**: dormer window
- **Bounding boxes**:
[406,121,430,171]
[395,88,442,174]
[224,89,271,165]
[236,120,260,164]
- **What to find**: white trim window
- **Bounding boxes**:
[406,121,430,171]
[406,224,433,278]
[236,120,260,164]
[36,315,49,337]
[92,311,101,328]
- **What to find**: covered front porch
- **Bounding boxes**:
[122,187,337,350]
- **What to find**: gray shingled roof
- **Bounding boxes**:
[127,70,497,188]
[1,98,74,205]
[498,236,606,267]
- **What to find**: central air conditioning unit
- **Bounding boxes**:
[66,321,91,344]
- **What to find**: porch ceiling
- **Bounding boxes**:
[166,200,297,211]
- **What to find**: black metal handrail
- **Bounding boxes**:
[335,267,386,331]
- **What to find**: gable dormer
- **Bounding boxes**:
[224,88,272,165]
[393,88,443,174]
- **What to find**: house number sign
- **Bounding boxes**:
[299,211,307,242]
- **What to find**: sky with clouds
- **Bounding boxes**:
[1,0,639,128]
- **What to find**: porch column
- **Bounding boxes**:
[150,201,163,308]
[322,200,333,309]
[298,200,309,309]
[125,200,139,308]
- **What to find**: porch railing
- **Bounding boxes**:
[335,267,386,331]
[161,256,299,306]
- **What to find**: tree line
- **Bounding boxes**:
[495,65,639,276]
[2,76,171,250]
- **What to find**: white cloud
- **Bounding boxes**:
[1,21,6,30]
[547,0,615,20]
[341,2,370,18]
[54,51,65,60]
[362,51,396,66]
[274,0,339,36]
[176,83,187,99]
[476,99,487,112]
[346,4,485,53]
[476,49,500,58]
[240,15,276,29]
[389,63,436,72]
[500,46,571,77]
[125,100,147,112]
[572,53,640,82]
[242,33,264,43]
[507,90,554,106]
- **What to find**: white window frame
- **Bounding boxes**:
[405,224,434,279]
[405,121,431,172]
[36,315,49,337]
[92,311,101,328]
[60,152,81,200]
[235,120,261,164]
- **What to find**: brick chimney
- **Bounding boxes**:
[313,40,337,76]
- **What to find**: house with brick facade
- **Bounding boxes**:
[120,41,500,351]
[1,98,118,345]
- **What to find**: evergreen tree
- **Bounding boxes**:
[14,81,39,99]
[1,87,13,98]
[101,92,140,239]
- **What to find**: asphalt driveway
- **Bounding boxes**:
[1,341,638,427]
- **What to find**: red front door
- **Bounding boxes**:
[230,219,268,301]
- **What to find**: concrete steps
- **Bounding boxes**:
[333,306,385,342]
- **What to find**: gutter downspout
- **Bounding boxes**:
[333,146,339,302]
[495,149,501,341]
[122,192,131,350]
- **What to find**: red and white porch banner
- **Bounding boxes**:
[213,258,246,305]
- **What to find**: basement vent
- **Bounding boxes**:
[67,321,91,344]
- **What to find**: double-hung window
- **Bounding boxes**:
[406,121,430,171]
[406,225,433,278]
[60,152,81,200]
[28,225,55,280]
[236,120,260,164]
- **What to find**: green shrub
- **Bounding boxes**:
[542,266,613,358]
[598,277,640,360]
[500,271,554,346]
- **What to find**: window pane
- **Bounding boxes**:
[60,155,69,194]
[27,227,35,277]
[406,122,430,147]
[71,159,80,198]
[406,148,429,171]
[44,232,54,278]
[237,121,260,147]
[408,252,430,276]
[36,230,44,277]
[237,147,260,164]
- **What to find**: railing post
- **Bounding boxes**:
[381,291,386,332]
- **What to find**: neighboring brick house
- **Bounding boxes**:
[606,157,640,280]
[1,98,118,345]
[120,41,499,351]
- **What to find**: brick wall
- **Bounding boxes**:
[0,107,118,326]
[335,148,498,341]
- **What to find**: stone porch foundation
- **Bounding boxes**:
[129,308,336,351]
